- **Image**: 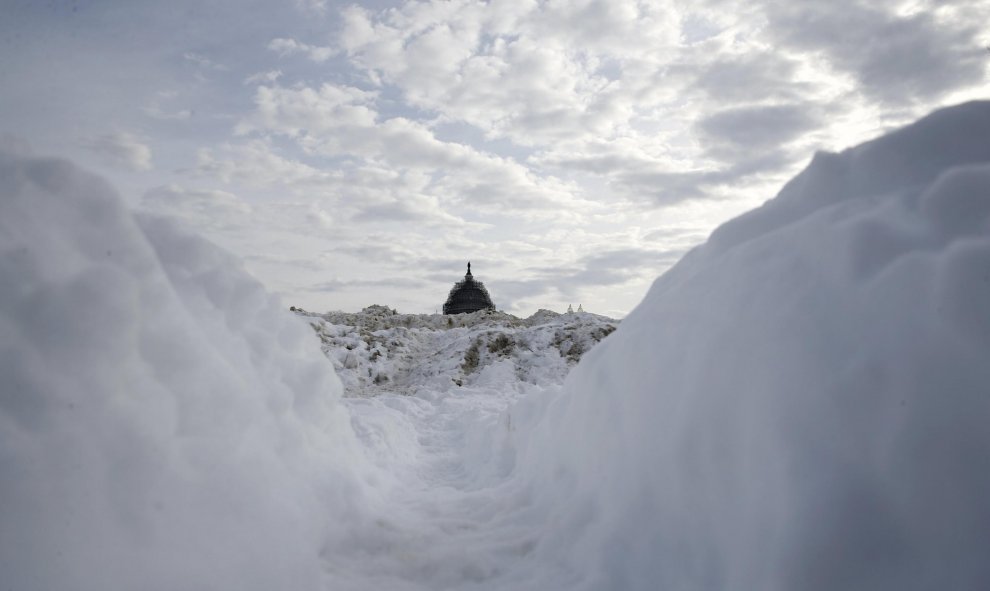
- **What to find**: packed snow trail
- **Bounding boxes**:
[4,102,990,590]
[306,308,617,589]
[329,386,554,590]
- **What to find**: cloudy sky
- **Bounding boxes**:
[2,0,987,317]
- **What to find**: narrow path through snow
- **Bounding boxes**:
[299,309,617,589]
[331,381,561,590]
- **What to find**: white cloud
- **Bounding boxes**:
[235,83,378,137]
[192,139,486,234]
[333,0,989,218]
[294,0,328,16]
[268,38,337,62]
[338,0,682,146]
[235,82,594,219]
[81,132,153,172]
[143,89,193,120]
[142,184,251,230]
[182,52,228,71]
[195,140,335,186]
[243,69,283,85]
[143,106,193,121]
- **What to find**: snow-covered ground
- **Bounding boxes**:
[3,101,990,590]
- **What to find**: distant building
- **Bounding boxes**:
[443,262,496,315]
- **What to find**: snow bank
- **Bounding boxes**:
[523,101,990,590]
[0,149,374,590]
[304,307,616,397]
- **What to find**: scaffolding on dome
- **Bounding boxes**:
[442,262,496,315]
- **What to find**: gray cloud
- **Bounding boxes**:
[493,247,684,312]
[81,132,153,172]
[329,242,419,264]
[349,198,464,226]
[693,53,807,104]
[765,1,987,105]
[537,138,800,208]
[551,250,675,299]
[306,277,430,293]
[628,149,797,204]
[697,104,823,152]
[243,252,325,272]
[141,184,251,230]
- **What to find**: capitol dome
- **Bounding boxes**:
[443,262,496,315]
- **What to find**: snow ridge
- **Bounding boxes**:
[518,100,990,590]
[0,150,371,591]
[298,304,618,397]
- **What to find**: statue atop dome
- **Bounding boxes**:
[443,262,496,315]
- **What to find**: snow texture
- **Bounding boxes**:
[0,148,376,590]
[519,100,990,590]
[300,305,616,396]
[2,101,990,590]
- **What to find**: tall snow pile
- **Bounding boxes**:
[522,101,990,590]
[0,149,376,590]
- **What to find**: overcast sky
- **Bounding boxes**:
[2,0,987,317]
